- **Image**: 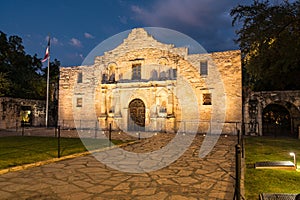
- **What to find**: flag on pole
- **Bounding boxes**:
[42,37,50,62]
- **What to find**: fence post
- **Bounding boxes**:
[235,144,241,200]
[57,126,61,158]
[241,132,245,159]
[237,129,241,145]
[55,125,57,137]
[109,123,112,144]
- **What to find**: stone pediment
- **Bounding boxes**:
[105,28,174,55]
[94,28,188,65]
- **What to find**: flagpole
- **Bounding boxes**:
[45,36,50,128]
[46,55,50,127]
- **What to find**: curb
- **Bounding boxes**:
[0,140,139,175]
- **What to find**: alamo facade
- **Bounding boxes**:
[58,28,242,134]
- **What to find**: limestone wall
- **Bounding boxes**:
[186,50,242,132]
[58,28,242,134]
[94,28,188,68]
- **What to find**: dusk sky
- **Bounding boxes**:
[0,0,257,67]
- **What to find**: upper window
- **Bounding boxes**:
[200,60,208,76]
[76,98,83,107]
[77,72,83,83]
[132,64,141,80]
[169,68,177,79]
[203,93,212,105]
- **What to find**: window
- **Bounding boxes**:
[132,64,141,80]
[173,69,177,79]
[169,68,177,79]
[203,93,212,105]
[200,60,208,75]
[77,72,83,83]
[76,98,83,107]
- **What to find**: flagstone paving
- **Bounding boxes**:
[0,133,237,199]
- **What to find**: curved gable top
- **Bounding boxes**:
[94,28,189,65]
[106,28,187,56]
[110,28,175,52]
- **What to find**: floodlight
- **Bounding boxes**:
[289,152,296,169]
[290,152,295,157]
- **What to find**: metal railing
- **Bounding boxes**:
[57,119,242,134]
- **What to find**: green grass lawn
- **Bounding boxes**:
[244,136,300,199]
[0,136,128,169]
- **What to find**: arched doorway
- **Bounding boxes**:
[20,106,33,126]
[262,104,291,137]
[128,99,145,131]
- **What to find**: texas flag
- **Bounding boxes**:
[42,37,50,62]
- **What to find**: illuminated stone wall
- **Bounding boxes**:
[0,97,45,129]
[58,28,242,134]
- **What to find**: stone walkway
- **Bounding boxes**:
[0,133,237,200]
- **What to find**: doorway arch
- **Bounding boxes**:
[128,99,145,131]
[262,104,291,137]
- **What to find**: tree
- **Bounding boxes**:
[42,58,60,101]
[0,72,11,96]
[0,31,61,100]
[231,0,300,91]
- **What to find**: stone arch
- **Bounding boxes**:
[126,91,151,128]
[262,98,300,137]
[105,62,117,83]
[157,57,169,66]
[127,90,150,110]
[128,99,145,131]
[245,91,300,137]
[262,103,292,137]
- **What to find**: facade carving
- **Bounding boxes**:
[58,28,242,134]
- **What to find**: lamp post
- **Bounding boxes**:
[290,152,296,169]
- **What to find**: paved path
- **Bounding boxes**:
[0,133,237,200]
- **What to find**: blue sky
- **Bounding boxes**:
[0,0,255,66]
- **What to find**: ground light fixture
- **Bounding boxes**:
[289,152,296,169]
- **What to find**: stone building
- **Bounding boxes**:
[244,90,300,137]
[58,28,242,134]
[0,97,46,129]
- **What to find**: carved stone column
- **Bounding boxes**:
[114,89,121,117]
[100,87,107,117]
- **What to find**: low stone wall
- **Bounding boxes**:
[0,97,46,129]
